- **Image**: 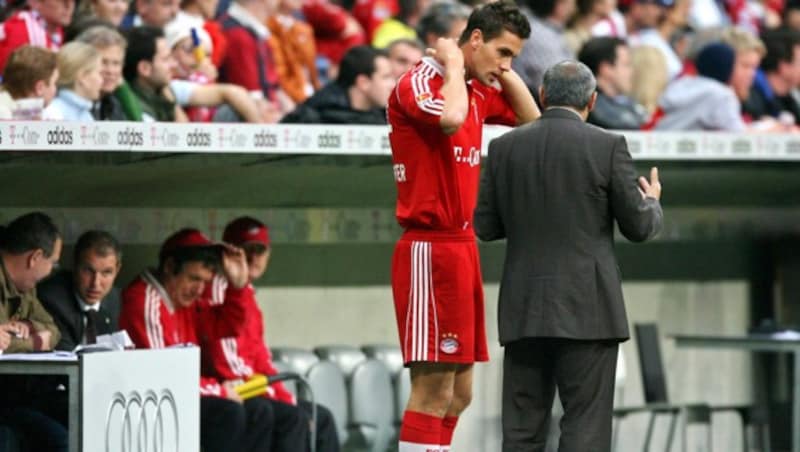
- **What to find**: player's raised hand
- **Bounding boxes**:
[638,167,662,200]
[426,37,464,69]
[220,244,248,289]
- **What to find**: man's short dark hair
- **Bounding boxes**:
[0,212,60,257]
[123,26,163,82]
[760,30,800,73]
[336,45,387,89]
[458,0,530,46]
[578,37,627,75]
[158,246,219,275]
[74,230,122,267]
[542,60,596,110]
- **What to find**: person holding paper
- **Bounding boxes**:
[38,230,122,351]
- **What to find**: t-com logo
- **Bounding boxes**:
[105,389,179,452]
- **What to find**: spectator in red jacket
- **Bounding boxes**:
[201,216,341,452]
[0,0,75,73]
[119,228,280,452]
[302,0,366,79]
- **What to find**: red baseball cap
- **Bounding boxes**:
[160,228,218,260]
[223,217,270,247]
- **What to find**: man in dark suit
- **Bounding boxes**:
[475,61,663,452]
[38,230,122,351]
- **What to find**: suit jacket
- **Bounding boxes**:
[37,270,121,351]
[475,108,663,344]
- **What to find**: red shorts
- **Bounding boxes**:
[391,230,489,365]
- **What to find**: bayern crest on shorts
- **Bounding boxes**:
[440,333,460,354]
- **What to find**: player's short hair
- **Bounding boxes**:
[2,46,58,99]
[542,60,596,110]
[336,45,388,89]
[458,0,530,46]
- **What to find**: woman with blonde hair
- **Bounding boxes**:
[630,45,668,115]
[44,41,104,121]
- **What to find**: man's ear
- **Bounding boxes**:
[138,60,152,79]
[469,29,483,49]
[27,249,44,269]
[355,73,370,90]
[538,86,547,109]
[587,91,598,112]
[32,79,47,98]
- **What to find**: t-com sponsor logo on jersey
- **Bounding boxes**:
[186,128,212,147]
[105,389,179,452]
[453,146,480,167]
[47,126,73,145]
[117,127,144,147]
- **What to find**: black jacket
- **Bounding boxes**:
[281,82,386,124]
[587,91,647,130]
[37,270,121,351]
[475,108,663,344]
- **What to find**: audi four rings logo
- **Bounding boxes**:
[105,389,179,452]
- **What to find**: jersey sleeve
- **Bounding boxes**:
[200,376,227,397]
[392,69,445,127]
[483,85,517,126]
[120,284,165,349]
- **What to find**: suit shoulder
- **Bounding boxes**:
[489,120,538,148]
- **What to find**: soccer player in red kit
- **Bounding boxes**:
[387,2,540,451]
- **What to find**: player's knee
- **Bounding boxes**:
[409,384,454,415]
[449,389,472,415]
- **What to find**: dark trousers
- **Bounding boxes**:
[267,399,310,452]
[298,400,340,452]
[1,407,68,452]
[201,396,274,452]
[502,337,619,452]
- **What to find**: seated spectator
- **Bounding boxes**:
[43,42,104,121]
[202,217,340,452]
[282,45,394,124]
[302,0,367,79]
[119,228,280,452]
[165,19,219,121]
[76,0,129,27]
[591,0,626,38]
[123,26,263,122]
[0,46,59,120]
[0,212,65,452]
[386,38,424,79]
[628,0,690,80]
[38,230,122,351]
[176,0,229,68]
[268,0,322,103]
[565,0,617,54]
[120,0,180,28]
[720,26,766,104]
[579,36,648,129]
[630,44,667,115]
[217,0,290,120]
[656,42,745,130]
[0,0,75,72]
[744,29,800,124]
[416,0,470,47]
[75,25,130,120]
[513,0,575,98]
[372,0,429,48]
[785,0,800,33]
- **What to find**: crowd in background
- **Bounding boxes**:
[0,0,799,131]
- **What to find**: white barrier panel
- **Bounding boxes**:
[0,121,800,160]
[81,348,200,452]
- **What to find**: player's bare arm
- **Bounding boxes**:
[497,69,540,125]
[428,38,469,135]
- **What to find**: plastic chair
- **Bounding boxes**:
[362,344,410,445]
[315,345,395,452]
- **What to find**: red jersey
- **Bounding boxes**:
[200,275,295,405]
[388,57,517,232]
[120,271,229,397]
[0,10,63,73]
